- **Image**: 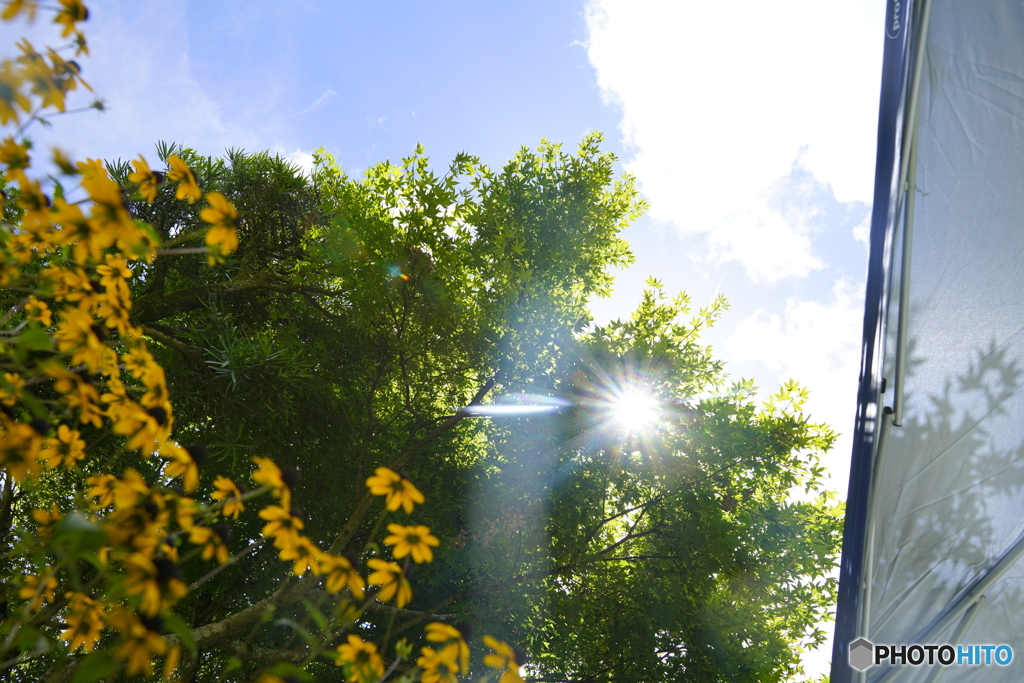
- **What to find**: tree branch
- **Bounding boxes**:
[141,324,201,359]
[132,277,349,324]
[582,497,661,549]
[393,377,495,470]
[223,640,307,663]
[595,529,660,558]
[188,538,266,592]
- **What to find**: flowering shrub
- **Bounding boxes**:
[0,3,525,681]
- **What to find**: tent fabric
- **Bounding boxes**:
[834,1,1024,681]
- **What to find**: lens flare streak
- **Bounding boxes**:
[460,394,571,417]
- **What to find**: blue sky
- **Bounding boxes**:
[3,1,886,674]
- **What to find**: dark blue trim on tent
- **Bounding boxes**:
[830,0,915,680]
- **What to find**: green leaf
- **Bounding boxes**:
[17,324,53,352]
[394,637,413,660]
[272,618,315,645]
[54,511,105,556]
[70,649,117,683]
[266,663,310,681]
[300,598,329,634]
[163,613,197,656]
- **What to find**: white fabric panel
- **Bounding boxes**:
[866,1,1024,680]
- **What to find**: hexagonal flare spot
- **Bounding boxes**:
[849,638,875,671]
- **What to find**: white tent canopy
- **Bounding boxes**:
[832,1,1024,681]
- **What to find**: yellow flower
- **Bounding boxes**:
[54,0,88,38]
[257,504,304,549]
[251,456,294,508]
[0,421,43,482]
[31,503,62,538]
[200,191,239,263]
[278,535,322,577]
[120,346,166,392]
[0,262,19,286]
[0,135,30,182]
[188,523,231,564]
[23,295,51,326]
[1,0,40,22]
[160,442,200,492]
[40,424,86,469]
[109,469,151,510]
[212,475,245,519]
[425,622,470,675]
[199,191,237,227]
[123,398,173,455]
[128,155,161,203]
[166,154,201,203]
[86,473,118,508]
[367,558,412,608]
[54,370,102,428]
[125,553,187,616]
[18,39,65,111]
[335,634,384,683]
[19,573,57,610]
[384,523,439,563]
[47,47,87,98]
[174,495,200,532]
[163,644,182,681]
[0,370,23,406]
[0,61,30,126]
[101,491,170,554]
[106,608,168,677]
[55,306,115,374]
[60,592,105,652]
[425,622,463,642]
[417,644,460,683]
[321,553,366,599]
[366,467,425,514]
[96,252,132,293]
[77,156,156,260]
[483,636,524,683]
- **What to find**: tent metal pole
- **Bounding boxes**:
[870,529,1024,683]
[891,0,933,427]
[894,0,934,218]
[857,411,892,683]
[919,596,987,683]
[859,408,893,641]
[892,127,919,428]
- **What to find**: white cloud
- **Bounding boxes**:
[702,160,828,282]
[705,204,824,282]
[278,147,317,176]
[853,214,871,250]
[585,0,883,281]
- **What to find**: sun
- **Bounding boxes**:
[607,386,660,433]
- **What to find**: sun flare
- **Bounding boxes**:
[608,387,660,433]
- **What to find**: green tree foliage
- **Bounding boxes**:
[7,135,836,682]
